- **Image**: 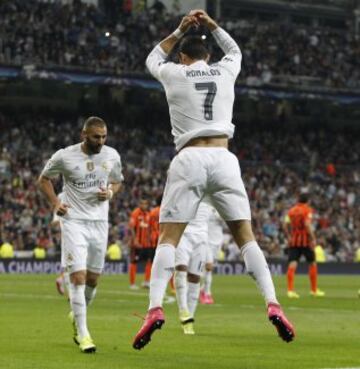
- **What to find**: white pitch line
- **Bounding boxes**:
[100,289,148,297]
[240,304,360,314]
[0,292,127,304]
[1,293,358,313]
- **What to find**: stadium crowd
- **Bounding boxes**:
[0,113,359,261]
[0,0,359,89]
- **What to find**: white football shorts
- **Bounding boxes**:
[175,231,207,276]
[61,219,108,274]
[206,222,224,264]
[160,147,251,223]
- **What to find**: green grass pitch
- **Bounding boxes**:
[0,274,359,369]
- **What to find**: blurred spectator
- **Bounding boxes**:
[315,244,326,263]
[107,241,122,260]
[0,112,358,261]
[354,248,360,262]
[0,241,14,258]
[33,245,46,259]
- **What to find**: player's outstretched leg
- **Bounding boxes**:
[241,241,295,342]
[227,220,295,343]
[132,244,174,350]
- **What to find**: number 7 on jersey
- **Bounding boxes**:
[195,82,217,121]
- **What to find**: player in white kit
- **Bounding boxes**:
[174,201,211,335]
[200,207,224,304]
[133,10,295,350]
[38,117,123,353]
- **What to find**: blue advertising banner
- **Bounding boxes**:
[0,259,358,275]
[1,66,359,104]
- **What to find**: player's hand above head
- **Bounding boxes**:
[188,9,217,30]
[178,15,199,33]
[55,202,70,216]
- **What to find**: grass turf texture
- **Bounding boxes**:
[0,274,359,369]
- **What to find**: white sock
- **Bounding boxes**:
[175,271,188,312]
[69,283,90,338]
[187,282,200,317]
[85,285,97,306]
[204,270,212,295]
[241,241,279,305]
[149,244,175,309]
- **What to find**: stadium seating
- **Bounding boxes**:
[0,113,358,261]
[0,0,359,89]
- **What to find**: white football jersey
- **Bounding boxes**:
[41,143,123,221]
[184,201,212,234]
[146,27,241,151]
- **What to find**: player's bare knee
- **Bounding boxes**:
[86,271,100,287]
[205,263,213,272]
[226,220,255,248]
[289,261,298,269]
[159,222,188,247]
[187,273,200,284]
[70,270,86,285]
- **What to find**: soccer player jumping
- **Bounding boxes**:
[133,10,295,349]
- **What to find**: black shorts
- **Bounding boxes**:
[130,248,156,263]
[288,247,315,263]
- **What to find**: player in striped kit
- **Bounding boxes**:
[128,199,152,289]
[284,193,325,298]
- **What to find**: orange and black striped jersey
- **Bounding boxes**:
[129,207,151,248]
[149,206,160,248]
[287,203,314,247]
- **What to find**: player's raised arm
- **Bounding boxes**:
[191,9,242,77]
[145,15,198,80]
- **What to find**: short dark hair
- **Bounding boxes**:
[299,193,309,203]
[83,116,106,131]
[178,36,209,60]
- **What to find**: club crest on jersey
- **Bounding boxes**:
[86,161,95,171]
[101,162,109,172]
[66,253,73,263]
